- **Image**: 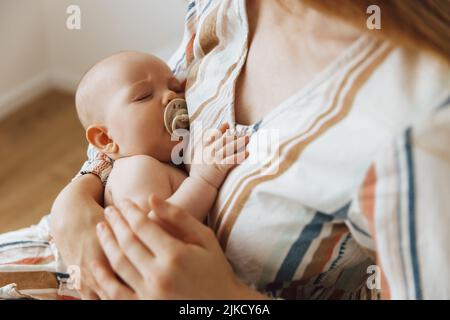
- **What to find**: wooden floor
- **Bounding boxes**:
[0,90,88,233]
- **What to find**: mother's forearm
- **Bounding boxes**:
[50,174,104,254]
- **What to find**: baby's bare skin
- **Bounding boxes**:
[104,156,185,212]
[75,51,249,221]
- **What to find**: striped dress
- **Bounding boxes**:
[1,0,449,299]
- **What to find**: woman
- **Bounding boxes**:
[0,0,449,299]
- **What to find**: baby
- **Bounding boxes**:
[75,51,249,221]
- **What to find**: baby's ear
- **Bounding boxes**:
[86,125,118,154]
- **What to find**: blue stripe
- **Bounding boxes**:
[185,1,197,21]
[273,212,334,284]
[349,220,371,238]
[200,0,213,15]
[186,7,196,21]
[333,202,371,238]
[405,128,422,299]
[172,53,186,75]
[332,202,351,220]
[55,272,70,279]
[395,145,410,297]
[172,0,198,73]
[186,0,213,22]
[187,0,195,11]
[0,240,49,249]
[252,119,263,133]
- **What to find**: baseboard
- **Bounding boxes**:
[0,72,52,120]
[0,45,180,120]
[0,70,82,120]
[48,70,80,93]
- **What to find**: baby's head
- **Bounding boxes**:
[76,51,184,162]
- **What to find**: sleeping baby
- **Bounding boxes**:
[75,51,249,221]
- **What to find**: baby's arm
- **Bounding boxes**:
[105,155,176,212]
[106,156,215,222]
[164,173,220,222]
[167,123,249,222]
[106,123,248,223]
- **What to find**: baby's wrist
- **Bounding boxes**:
[189,174,221,192]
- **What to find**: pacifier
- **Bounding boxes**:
[163,98,190,135]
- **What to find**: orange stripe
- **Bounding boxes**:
[189,61,238,123]
[1,255,55,266]
[202,0,249,129]
[300,224,348,283]
[274,225,348,298]
[359,163,390,298]
[186,7,219,89]
[198,5,220,56]
[217,43,393,249]
[212,42,380,232]
[360,164,377,236]
[185,60,201,91]
[186,1,238,123]
[186,34,196,65]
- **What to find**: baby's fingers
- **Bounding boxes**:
[220,149,249,168]
[216,135,249,161]
[205,122,230,144]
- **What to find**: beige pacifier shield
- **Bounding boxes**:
[164,98,190,135]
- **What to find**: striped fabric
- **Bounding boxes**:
[0,216,79,299]
[362,102,450,299]
[1,0,449,299]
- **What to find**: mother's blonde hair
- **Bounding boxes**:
[289,0,450,63]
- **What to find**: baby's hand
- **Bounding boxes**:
[189,123,249,189]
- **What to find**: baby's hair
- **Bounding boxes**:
[75,50,144,129]
[75,64,97,129]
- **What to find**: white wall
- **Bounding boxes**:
[0,0,49,118]
[0,0,187,119]
[42,0,187,91]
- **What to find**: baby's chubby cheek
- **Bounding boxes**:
[107,108,180,159]
[105,114,147,156]
[132,123,173,157]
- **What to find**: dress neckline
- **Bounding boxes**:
[230,0,373,132]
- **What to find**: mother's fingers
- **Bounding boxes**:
[96,221,144,289]
[90,260,137,300]
[150,195,215,248]
[78,284,100,300]
[115,200,183,257]
[86,270,111,300]
[105,206,155,267]
[80,264,111,300]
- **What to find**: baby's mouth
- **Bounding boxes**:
[163,98,190,136]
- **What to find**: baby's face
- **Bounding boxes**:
[95,52,184,161]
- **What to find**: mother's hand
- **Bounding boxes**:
[90,195,267,300]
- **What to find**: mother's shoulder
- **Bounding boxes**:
[357,43,449,115]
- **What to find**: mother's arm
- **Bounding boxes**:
[91,195,270,300]
[50,173,113,299]
[348,102,450,299]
